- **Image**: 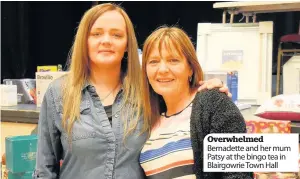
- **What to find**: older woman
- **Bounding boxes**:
[35,3,230,179]
[140,26,253,179]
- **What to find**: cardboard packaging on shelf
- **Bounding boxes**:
[5,135,37,173]
[2,79,36,104]
[36,71,67,107]
[6,171,33,179]
[0,85,17,106]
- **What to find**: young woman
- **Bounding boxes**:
[35,3,230,179]
[140,26,253,179]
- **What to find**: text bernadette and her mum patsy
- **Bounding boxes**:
[205,135,294,171]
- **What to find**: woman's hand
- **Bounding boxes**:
[197,78,232,98]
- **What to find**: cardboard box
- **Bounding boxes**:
[36,71,67,107]
[37,65,58,72]
[2,79,36,104]
[5,135,37,173]
[0,85,17,106]
[7,171,33,179]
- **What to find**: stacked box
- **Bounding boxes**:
[5,135,38,173]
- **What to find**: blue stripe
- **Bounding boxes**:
[140,138,192,163]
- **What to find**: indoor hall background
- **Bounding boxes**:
[2,1,300,83]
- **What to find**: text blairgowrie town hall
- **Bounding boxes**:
[205,134,298,172]
[207,136,264,143]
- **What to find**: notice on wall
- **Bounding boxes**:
[203,133,299,172]
[221,50,243,70]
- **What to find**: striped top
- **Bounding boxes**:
[140,103,196,179]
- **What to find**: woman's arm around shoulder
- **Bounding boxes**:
[192,89,253,179]
[202,89,246,134]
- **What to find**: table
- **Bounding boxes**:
[213,1,300,23]
[1,104,39,124]
[1,104,299,155]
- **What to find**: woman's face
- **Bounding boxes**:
[146,42,193,97]
[88,10,127,69]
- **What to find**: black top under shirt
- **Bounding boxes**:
[104,105,113,126]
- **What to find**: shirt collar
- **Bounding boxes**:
[82,80,91,91]
[81,80,124,93]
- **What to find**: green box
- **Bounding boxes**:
[8,171,33,179]
[5,135,38,173]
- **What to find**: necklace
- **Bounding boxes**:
[100,83,120,101]
[163,100,193,118]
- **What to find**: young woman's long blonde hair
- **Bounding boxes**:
[142,26,204,130]
[62,3,144,138]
